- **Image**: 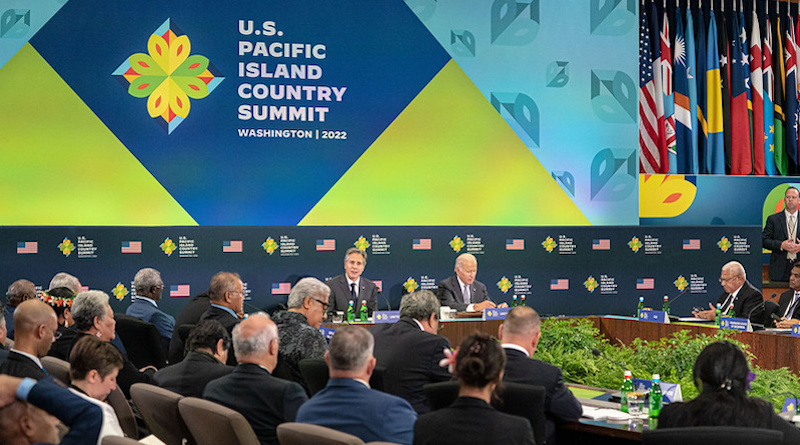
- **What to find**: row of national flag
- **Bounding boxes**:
[639,0,800,175]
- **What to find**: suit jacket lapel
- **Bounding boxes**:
[451,277,464,304]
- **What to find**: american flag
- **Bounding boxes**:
[272,282,291,295]
[412,238,431,250]
[373,280,383,292]
[682,239,701,250]
[637,278,655,290]
[120,241,141,254]
[639,1,666,173]
[170,284,191,297]
[505,239,524,250]
[316,239,336,251]
[16,241,37,254]
[550,279,569,291]
[592,239,610,250]
[223,240,243,253]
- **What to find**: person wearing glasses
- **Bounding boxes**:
[199,272,245,365]
[126,268,175,350]
[370,290,452,414]
[271,277,330,393]
[693,261,764,324]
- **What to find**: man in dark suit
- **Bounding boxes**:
[167,292,211,363]
[126,268,175,350]
[203,313,307,445]
[4,279,37,341]
[198,272,244,365]
[153,320,233,397]
[437,253,501,312]
[0,300,57,379]
[370,290,451,414]
[326,248,378,319]
[693,261,764,323]
[763,186,800,282]
[776,263,800,328]
[499,306,582,444]
[296,326,416,444]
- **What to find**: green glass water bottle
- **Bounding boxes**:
[649,374,662,418]
[360,300,368,321]
[637,296,645,317]
[620,370,633,413]
[347,300,355,323]
[662,295,670,315]
[512,295,518,307]
[715,303,722,326]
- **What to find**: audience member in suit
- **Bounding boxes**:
[499,306,582,443]
[370,290,451,414]
[693,261,764,324]
[414,332,535,445]
[4,279,37,341]
[51,290,152,398]
[272,277,329,392]
[763,186,800,282]
[199,272,244,365]
[437,253,503,312]
[168,292,211,364]
[153,320,234,397]
[658,341,800,445]
[68,336,125,440]
[204,313,307,445]
[775,263,800,328]
[0,374,104,445]
[126,268,175,350]
[0,304,8,365]
[326,248,378,319]
[297,326,417,444]
[0,300,57,379]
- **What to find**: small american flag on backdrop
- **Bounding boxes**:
[121,241,141,254]
[412,239,431,250]
[373,280,382,292]
[170,284,191,297]
[682,239,700,250]
[506,239,524,250]
[223,240,243,253]
[592,239,610,250]
[637,278,655,290]
[316,239,336,251]
[17,241,37,254]
[550,279,569,291]
[272,283,291,295]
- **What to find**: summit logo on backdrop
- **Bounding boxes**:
[112,19,224,134]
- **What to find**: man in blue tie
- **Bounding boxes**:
[0,300,57,379]
[777,264,800,328]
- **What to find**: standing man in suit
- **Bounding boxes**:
[693,261,764,323]
[763,186,800,282]
[370,291,451,414]
[296,326,417,444]
[203,313,307,445]
[499,306,582,444]
[437,253,502,312]
[0,300,57,379]
[126,268,175,350]
[199,272,244,365]
[776,264,800,328]
[326,248,378,319]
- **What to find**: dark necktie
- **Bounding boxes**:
[350,282,357,304]
[786,292,800,319]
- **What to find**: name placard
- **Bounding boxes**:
[720,317,752,332]
[483,307,512,321]
[319,326,336,341]
[639,310,670,324]
[373,310,400,323]
[791,324,800,337]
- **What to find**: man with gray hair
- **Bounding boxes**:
[370,290,451,414]
[126,268,175,349]
[4,279,37,341]
[693,261,764,323]
[203,313,307,445]
[326,248,378,320]
[48,272,81,295]
[272,277,330,392]
[438,253,501,312]
[499,306,581,443]
[297,326,416,444]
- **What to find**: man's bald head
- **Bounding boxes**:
[6,280,36,308]
[13,300,57,358]
[0,401,60,445]
[232,313,279,370]
[499,306,542,356]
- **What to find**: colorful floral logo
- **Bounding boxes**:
[496,276,512,293]
[262,237,278,255]
[542,236,556,253]
[628,236,642,252]
[58,238,75,256]
[112,283,129,301]
[449,236,464,252]
[403,277,418,293]
[160,237,177,256]
[717,236,731,252]
[674,275,688,291]
[355,236,370,251]
[112,19,223,134]
[584,276,598,293]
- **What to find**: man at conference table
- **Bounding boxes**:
[692,261,764,323]
[437,253,506,312]
[775,263,800,328]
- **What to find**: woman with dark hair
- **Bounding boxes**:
[658,341,800,444]
[413,333,535,445]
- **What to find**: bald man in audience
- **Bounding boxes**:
[5,279,37,340]
[499,306,581,444]
[204,313,307,445]
[199,272,245,365]
[0,300,58,379]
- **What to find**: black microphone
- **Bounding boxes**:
[745,300,767,330]
[667,288,688,304]
[377,290,391,311]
